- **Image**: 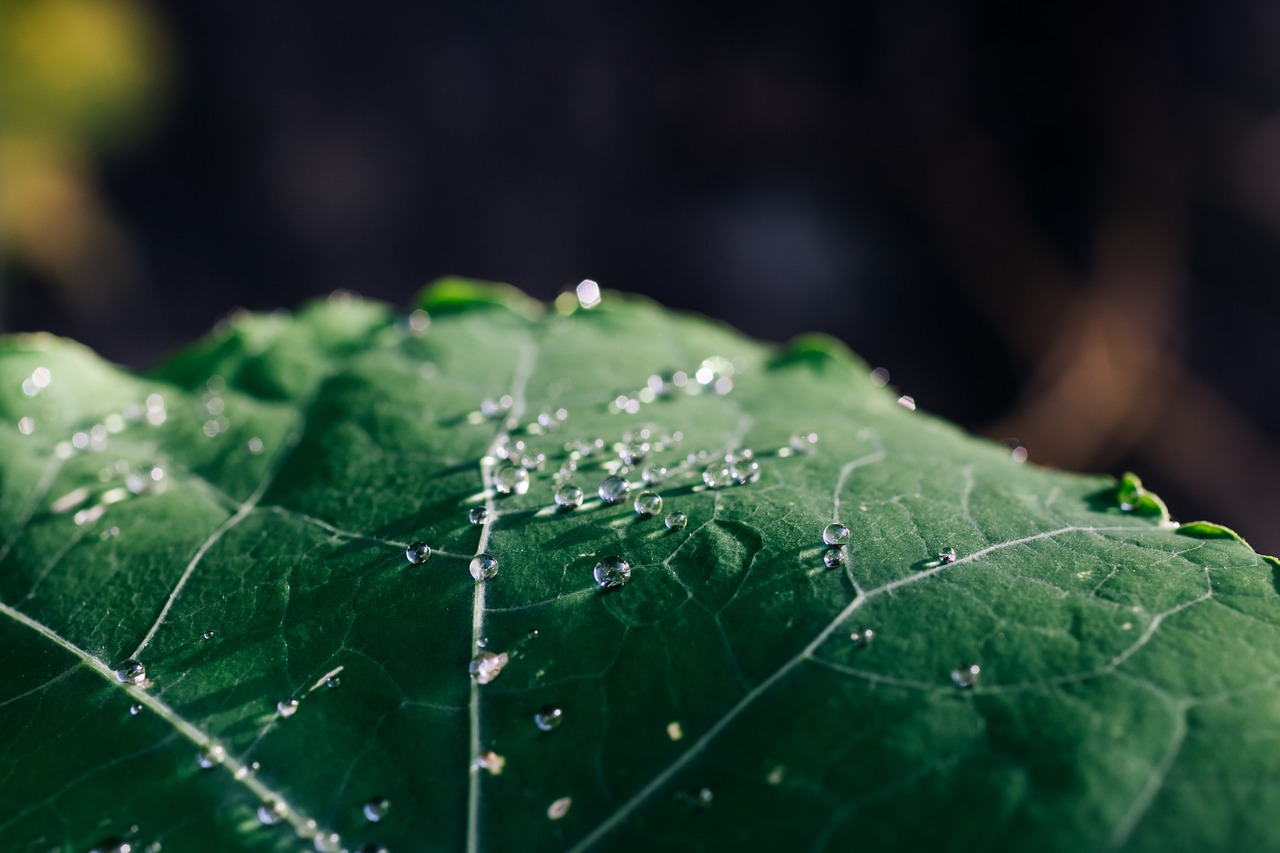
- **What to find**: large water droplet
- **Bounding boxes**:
[116,659,146,685]
[469,651,509,684]
[633,491,662,516]
[951,663,981,689]
[823,523,850,546]
[938,547,957,565]
[278,698,299,718]
[665,511,688,532]
[534,705,564,731]
[554,483,584,510]
[469,506,489,525]
[593,556,631,589]
[730,459,761,484]
[598,476,631,505]
[406,541,431,565]
[494,465,530,495]
[258,800,287,826]
[470,553,499,581]
[363,796,390,823]
[823,546,848,569]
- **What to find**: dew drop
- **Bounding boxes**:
[473,750,506,774]
[702,464,733,489]
[938,547,957,564]
[667,721,684,741]
[665,511,688,532]
[823,546,848,569]
[850,628,875,648]
[129,704,143,716]
[405,541,431,565]
[548,796,572,820]
[554,483,584,510]
[17,416,34,435]
[278,698,299,718]
[235,761,260,779]
[469,506,489,525]
[197,743,226,769]
[480,396,512,418]
[88,837,130,853]
[823,523,850,546]
[633,491,662,516]
[247,436,264,455]
[641,463,667,485]
[598,475,631,505]
[730,459,761,484]
[684,787,714,810]
[576,279,602,309]
[494,465,530,495]
[534,705,564,731]
[869,367,890,387]
[202,630,215,641]
[325,675,341,689]
[469,553,499,581]
[357,845,389,853]
[789,431,819,454]
[897,395,916,410]
[116,659,146,686]
[258,800,287,826]
[363,796,390,823]
[469,651,509,684]
[619,441,649,465]
[313,832,342,853]
[951,663,981,689]
[593,556,631,589]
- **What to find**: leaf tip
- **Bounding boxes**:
[415,277,544,319]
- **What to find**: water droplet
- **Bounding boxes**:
[17,416,34,435]
[534,705,564,731]
[641,463,667,485]
[869,367,890,387]
[850,628,875,648]
[665,511,688,532]
[357,845,389,853]
[619,442,648,465]
[938,547,957,564]
[494,465,530,495]
[480,396,513,418]
[469,651,509,684]
[313,832,342,853]
[730,459,760,484]
[823,523,850,546]
[1010,445,1028,463]
[325,675,341,689]
[576,279,602,309]
[406,541,431,565]
[116,659,146,685]
[129,704,142,716]
[548,796,572,820]
[473,750,506,774]
[897,395,916,410]
[667,721,684,741]
[823,546,848,569]
[258,800,287,826]
[593,556,631,589]
[789,431,819,454]
[197,743,226,769]
[234,761,260,779]
[951,663,981,689]
[278,698,299,718]
[598,476,631,505]
[702,464,733,489]
[202,630,215,640]
[469,506,489,525]
[633,491,663,516]
[362,796,390,823]
[683,787,714,810]
[88,837,130,853]
[554,483,584,510]
[469,553,499,581]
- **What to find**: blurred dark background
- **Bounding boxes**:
[3,0,1279,554]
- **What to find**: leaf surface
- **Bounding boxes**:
[1,282,1276,853]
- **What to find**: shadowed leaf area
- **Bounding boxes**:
[0,280,1276,852]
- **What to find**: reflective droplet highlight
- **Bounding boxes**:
[633,491,662,516]
[470,651,509,684]
[554,483,584,510]
[823,523,850,546]
[598,476,631,505]
[494,465,530,495]
[548,796,572,820]
[470,553,498,580]
[534,705,564,731]
[951,663,981,689]
[406,541,431,565]
[469,506,489,525]
[593,556,631,589]
[665,511,688,532]
[789,431,819,454]
[258,800,287,826]
[850,628,875,648]
[197,743,226,769]
[116,659,146,686]
[823,546,847,568]
[363,796,390,823]
[702,464,733,489]
[278,698,299,718]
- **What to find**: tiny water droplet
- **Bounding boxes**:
[702,464,733,489]
[554,483,584,510]
[469,651,509,684]
[88,837,130,853]
[823,546,848,568]
[641,463,667,485]
[897,395,916,410]
[197,743,226,769]
[633,491,663,516]
[258,800,287,826]
[683,787,714,810]
[129,704,143,716]
[313,832,342,853]
[363,796,390,823]
[548,796,572,820]
[619,442,648,465]
[789,431,819,454]
[730,459,760,484]
[665,511,688,532]
[469,506,489,525]
[494,465,530,495]
[480,396,512,418]
[473,750,506,774]
[116,659,146,685]
[593,556,631,589]
[406,541,431,565]
[325,675,341,689]
[470,553,499,581]
[823,523,850,546]
[247,436,264,454]
[938,547,957,564]
[869,367,890,387]
[357,845,389,853]
[278,698,299,718]
[534,705,564,731]
[202,630,215,640]
[598,476,631,505]
[850,628,875,648]
[17,416,34,435]
[951,663,981,689]
[234,761,260,779]
[667,721,684,741]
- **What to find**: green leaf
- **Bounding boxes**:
[1,283,1277,852]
